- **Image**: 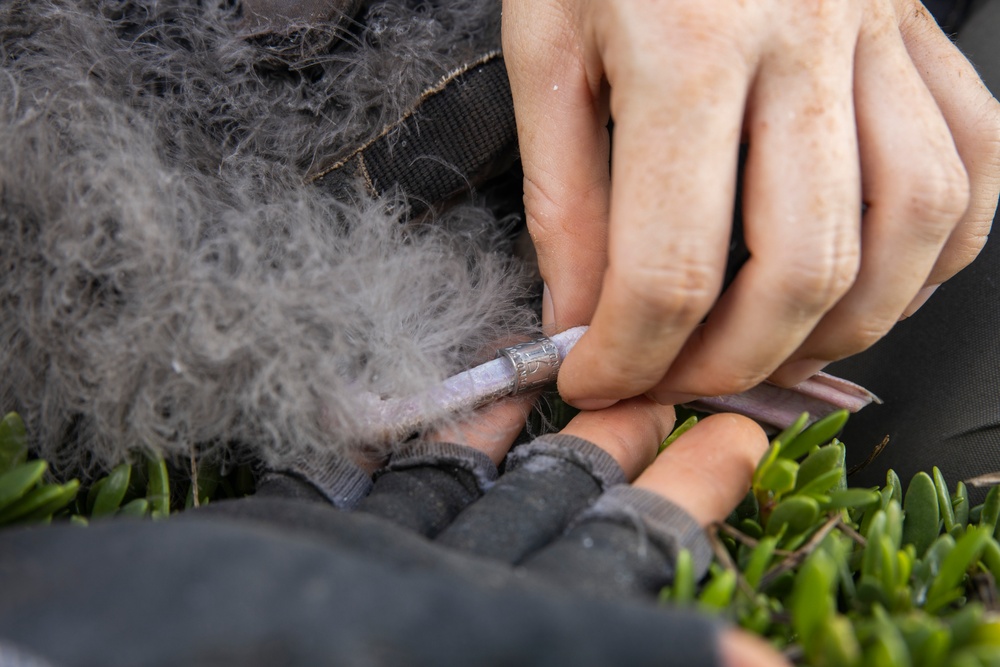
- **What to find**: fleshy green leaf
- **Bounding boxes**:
[903,472,941,557]
[0,413,28,474]
[781,410,848,461]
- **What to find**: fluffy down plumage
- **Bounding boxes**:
[0,0,536,476]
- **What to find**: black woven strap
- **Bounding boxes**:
[308,51,518,217]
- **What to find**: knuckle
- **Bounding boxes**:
[980,106,1000,166]
[966,228,991,257]
[522,175,567,237]
[896,0,937,34]
[972,107,1000,194]
[621,56,747,108]
[777,248,859,314]
[809,319,893,364]
[596,5,754,90]
[590,347,665,394]
[987,137,1000,176]
[835,320,894,357]
[898,156,971,236]
[522,174,607,238]
[702,368,774,397]
[955,101,1000,254]
[937,226,990,281]
[613,261,719,327]
[954,227,990,261]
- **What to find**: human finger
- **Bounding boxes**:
[895,0,1000,302]
[771,3,972,383]
[557,4,756,408]
[633,413,768,527]
[434,397,672,562]
[357,398,529,537]
[720,629,792,667]
[429,395,535,465]
[519,412,767,602]
[502,0,611,330]
[560,396,675,480]
[651,5,862,399]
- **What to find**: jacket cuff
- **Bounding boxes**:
[378,440,498,492]
[269,450,373,509]
[506,434,627,490]
[581,485,714,580]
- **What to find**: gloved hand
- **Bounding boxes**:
[279,397,787,666]
[0,400,785,667]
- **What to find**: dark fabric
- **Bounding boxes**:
[524,486,715,600]
[924,0,974,32]
[265,437,713,591]
[356,441,496,537]
[955,0,1000,94]
[0,432,725,667]
[833,214,1000,501]
[435,434,627,563]
[256,471,332,503]
[0,510,722,667]
[0,641,55,667]
[310,52,518,218]
[830,9,1000,501]
[353,434,715,595]
[268,448,374,508]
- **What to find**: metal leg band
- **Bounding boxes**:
[498,336,561,395]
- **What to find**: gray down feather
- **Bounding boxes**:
[0,0,537,476]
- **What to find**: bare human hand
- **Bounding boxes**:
[503,0,1000,409]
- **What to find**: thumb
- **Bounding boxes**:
[502,0,611,330]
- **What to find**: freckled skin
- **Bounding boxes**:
[503,0,1000,409]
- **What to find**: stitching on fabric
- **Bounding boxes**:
[307,49,503,182]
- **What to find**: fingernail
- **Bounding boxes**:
[902,284,939,319]
[542,282,555,328]
[773,358,828,387]
[569,398,618,411]
[648,390,699,406]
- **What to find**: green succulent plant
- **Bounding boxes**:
[660,410,1000,667]
[6,405,1000,666]
[0,412,253,527]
